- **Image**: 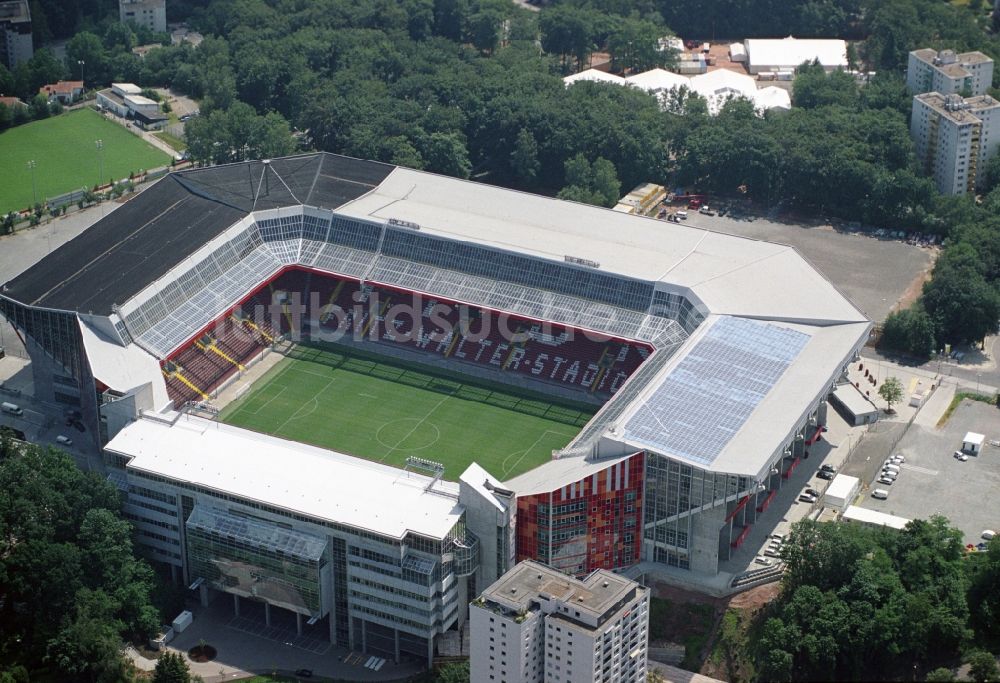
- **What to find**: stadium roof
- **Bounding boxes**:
[605,316,868,477]
[106,413,464,540]
[1,154,392,315]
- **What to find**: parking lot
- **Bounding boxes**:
[678,210,933,322]
[858,398,1000,545]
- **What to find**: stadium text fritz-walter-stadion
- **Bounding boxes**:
[0,154,869,664]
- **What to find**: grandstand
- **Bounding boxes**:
[0,152,870,610]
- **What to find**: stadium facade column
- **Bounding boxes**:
[233,594,240,617]
[199,583,209,607]
[296,612,303,636]
[394,629,400,664]
[264,602,271,627]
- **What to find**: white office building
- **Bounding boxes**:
[104,413,514,666]
[907,49,993,97]
[470,560,649,683]
[911,92,1000,195]
[119,0,166,33]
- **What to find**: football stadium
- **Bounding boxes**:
[0,153,870,664]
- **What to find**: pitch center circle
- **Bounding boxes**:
[376,418,441,452]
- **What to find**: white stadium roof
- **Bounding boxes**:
[336,167,866,326]
[106,414,465,540]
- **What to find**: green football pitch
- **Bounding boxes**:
[0,108,171,214]
[219,344,596,481]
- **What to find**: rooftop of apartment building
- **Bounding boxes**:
[0,0,30,23]
[916,92,1000,124]
[912,48,993,69]
[478,560,639,628]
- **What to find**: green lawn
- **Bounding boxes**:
[154,130,187,152]
[0,108,171,213]
[219,343,594,481]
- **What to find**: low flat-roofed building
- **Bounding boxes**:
[744,37,848,74]
[842,505,910,530]
[829,382,879,425]
[962,431,985,455]
[824,474,860,510]
[471,560,649,683]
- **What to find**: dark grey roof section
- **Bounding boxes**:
[1,154,394,315]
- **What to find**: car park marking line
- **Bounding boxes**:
[900,463,938,476]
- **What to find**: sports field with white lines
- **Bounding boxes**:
[219,344,594,480]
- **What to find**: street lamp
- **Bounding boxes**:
[77,60,85,87]
[26,160,36,206]
[95,139,104,188]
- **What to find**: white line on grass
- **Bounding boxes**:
[274,378,336,434]
[379,393,452,463]
[500,429,576,478]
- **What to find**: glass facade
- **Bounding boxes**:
[517,452,644,576]
[0,297,82,379]
[185,505,328,617]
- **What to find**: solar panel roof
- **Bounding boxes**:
[621,316,809,467]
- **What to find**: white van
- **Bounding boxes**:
[983,530,996,541]
[872,489,889,500]
[55,435,73,446]
[1,402,22,416]
[883,464,901,474]
[675,210,688,220]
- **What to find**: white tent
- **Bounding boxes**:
[754,85,792,112]
[729,43,747,63]
[689,69,757,114]
[563,69,626,87]
[625,68,690,94]
[744,37,848,74]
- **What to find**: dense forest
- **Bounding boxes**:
[0,437,184,682]
[714,517,1000,682]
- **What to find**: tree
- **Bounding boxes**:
[29,93,50,120]
[153,652,191,683]
[66,32,108,85]
[922,243,1000,345]
[880,306,936,358]
[509,128,539,184]
[966,651,1000,683]
[607,16,670,73]
[878,376,903,412]
[539,5,601,70]
[435,661,470,683]
[926,668,956,682]
[421,132,471,178]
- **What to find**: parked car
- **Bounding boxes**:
[295,670,313,679]
[892,453,906,463]
[798,493,816,503]
[880,470,898,480]
[817,470,835,480]
[954,451,969,461]
[699,206,716,215]
[804,488,820,497]
[764,548,782,558]
[872,488,889,500]
[55,435,73,446]
[770,533,787,542]
[820,464,836,473]
[676,210,688,219]
[983,530,996,540]
[754,556,773,566]
[878,476,894,485]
